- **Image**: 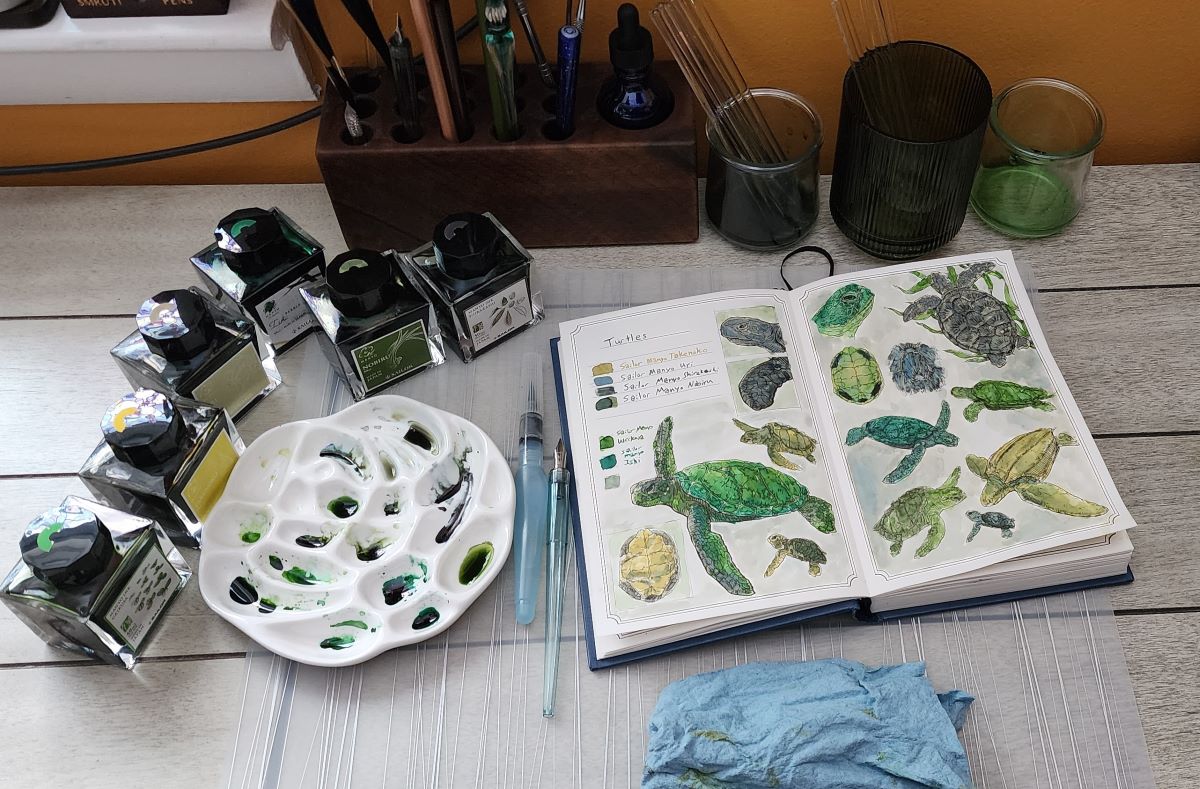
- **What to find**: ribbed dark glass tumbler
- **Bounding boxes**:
[830,41,992,260]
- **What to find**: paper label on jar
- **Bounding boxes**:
[253,270,319,348]
[463,279,532,352]
[101,541,181,649]
[191,342,270,418]
[179,429,239,522]
[350,319,434,394]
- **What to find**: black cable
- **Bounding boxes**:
[0,18,478,177]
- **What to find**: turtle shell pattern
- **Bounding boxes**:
[972,511,1015,529]
[618,528,680,602]
[937,289,1022,359]
[888,343,944,393]
[876,489,932,541]
[970,380,1049,407]
[984,428,1061,485]
[677,460,807,519]
[831,347,882,404]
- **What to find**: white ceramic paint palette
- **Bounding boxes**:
[198,396,515,667]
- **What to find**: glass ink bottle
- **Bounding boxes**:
[301,249,444,401]
[191,207,325,353]
[596,4,674,130]
[401,212,543,362]
[79,389,245,549]
[110,287,280,420]
[0,497,191,668]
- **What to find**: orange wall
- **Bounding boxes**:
[3,0,1198,185]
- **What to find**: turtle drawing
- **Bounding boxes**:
[631,417,835,596]
[951,379,1056,422]
[732,418,817,469]
[764,534,828,577]
[720,316,786,353]
[966,511,1016,541]
[888,342,945,393]
[812,284,874,338]
[846,401,959,484]
[830,347,883,404]
[873,467,966,557]
[618,528,680,602]
[966,428,1108,517]
[900,261,1033,367]
[738,357,793,411]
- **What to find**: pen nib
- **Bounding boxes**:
[555,439,566,470]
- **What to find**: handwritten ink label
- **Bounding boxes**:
[253,269,320,346]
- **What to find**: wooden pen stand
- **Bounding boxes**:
[315,63,697,250]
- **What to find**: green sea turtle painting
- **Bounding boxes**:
[965,428,1108,517]
[873,467,966,558]
[951,379,1055,422]
[813,284,874,338]
[846,401,959,484]
[966,510,1016,541]
[764,534,828,577]
[632,417,835,596]
[732,418,817,469]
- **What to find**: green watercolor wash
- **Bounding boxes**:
[281,565,327,585]
[355,539,391,562]
[332,620,369,630]
[239,512,269,544]
[691,730,731,743]
[599,435,614,450]
[862,707,878,719]
[599,454,617,470]
[328,496,359,518]
[259,598,277,614]
[296,533,334,548]
[319,635,356,650]
[458,542,494,585]
[412,607,440,629]
[268,555,284,571]
[679,768,726,788]
[241,531,261,544]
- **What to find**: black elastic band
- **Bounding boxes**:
[780,246,835,290]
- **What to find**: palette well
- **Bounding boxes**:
[198,396,515,667]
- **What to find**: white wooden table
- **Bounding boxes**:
[0,165,1195,787]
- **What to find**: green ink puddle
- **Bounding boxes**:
[458,542,494,585]
[412,607,440,629]
[241,531,261,544]
[259,598,277,614]
[239,512,269,543]
[403,425,434,451]
[383,574,421,605]
[296,533,334,548]
[229,576,257,605]
[268,555,284,571]
[327,496,359,518]
[332,619,369,630]
[383,497,402,516]
[320,635,356,650]
[281,565,326,585]
[599,435,614,450]
[355,539,391,562]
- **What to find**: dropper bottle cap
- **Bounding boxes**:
[609,3,653,72]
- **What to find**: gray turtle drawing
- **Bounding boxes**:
[738,357,793,411]
[720,316,785,353]
[966,510,1016,541]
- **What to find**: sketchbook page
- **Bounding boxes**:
[557,289,867,639]
[790,250,1135,597]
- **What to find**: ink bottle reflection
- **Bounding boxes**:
[110,287,280,420]
[401,212,542,362]
[300,249,444,401]
[0,497,191,668]
[79,389,244,549]
[191,207,325,353]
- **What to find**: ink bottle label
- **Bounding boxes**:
[178,429,239,521]
[350,319,434,393]
[464,279,532,351]
[99,539,181,649]
[252,271,320,347]
[191,342,270,416]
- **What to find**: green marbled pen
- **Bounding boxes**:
[477,0,521,142]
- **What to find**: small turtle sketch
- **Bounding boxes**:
[764,534,828,577]
[846,401,959,484]
[738,357,793,411]
[720,316,786,353]
[898,262,1033,367]
[888,343,945,393]
[732,418,817,469]
[966,511,1016,541]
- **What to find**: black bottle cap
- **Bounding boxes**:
[326,249,401,318]
[101,389,185,468]
[215,208,290,275]
[433,213,501,280]
[610,3,653,72]
[136,289,215,361]
[19,504,116,588]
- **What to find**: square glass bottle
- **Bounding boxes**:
[111,287,280,420]
[0,497,191,668]
[191,207,325,353]
[400,212,543,362]
[301,249,445,401]
[79,389,245,549]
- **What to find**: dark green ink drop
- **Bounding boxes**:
[383,498,401,516]
[332,620,369,630]
[259,598,277,614]
[296,533,333,548]
[241,531,261,544]
[382,573,421,605]
[403,425,434,451]
[268,555,284,571]
[229,576,257,605]
[355,540,390,562]
[412,607,440,629]
[281,566,326,585]
[458,542,494,585]
[320,635,356,650]
[328,496,359,518]
[435,470,473,544]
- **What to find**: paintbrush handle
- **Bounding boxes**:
[339,0,393,65]
[429,0,473,141]
[409,0,458,141]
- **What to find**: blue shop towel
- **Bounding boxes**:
[643,659,974,789]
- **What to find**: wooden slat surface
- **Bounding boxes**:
[0,172,1194,788]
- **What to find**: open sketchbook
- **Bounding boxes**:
[553,251,1134,668]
